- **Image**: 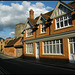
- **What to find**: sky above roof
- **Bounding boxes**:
[0,1,72,39]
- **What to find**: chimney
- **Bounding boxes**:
[29,9,34,19]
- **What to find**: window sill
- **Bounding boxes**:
[26,53,33,55]
[40,32,46,35]
[42,54,64,56]
[26,35,33,38]
[55,25,74,31]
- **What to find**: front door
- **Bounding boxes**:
[36,42,40,59]
[69,38,75,63]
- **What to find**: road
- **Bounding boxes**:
[0,53,75,74]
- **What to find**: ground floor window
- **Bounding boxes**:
[26,43,33,54]
[43,39,63,55]
[69,37,75,54]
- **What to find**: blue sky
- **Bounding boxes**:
[0,1,72,39]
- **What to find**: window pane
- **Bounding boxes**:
[60,39,62,43]
[56,18,59,22]
[68,19,72,25]
[47,45,49,53]
[61,44,63,54]
[27,44,33,54]
[57,44,59,53]
[50,45,52,53]
[70,44,73,54]
[41,24,46,33]
[64,20,68,26]
[64,15,67,20]
[44,46,46,53]
[56,40,59,43]
[68,14,71,19]
[60,22,63,27]
[57,23,59,28]
[53,45,56,53]
[53,40,55,44]
[60,17,63,21]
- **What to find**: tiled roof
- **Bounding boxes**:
[28,10,53,26]
[5,37,21,47]
[28,18,37,25]
[44,10,54,17]
[67,1,75,10]
[25,1,74,28]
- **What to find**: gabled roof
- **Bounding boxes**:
[5,37,21,47]
[44,10,54,16]
[23,1,74,33]
[67,1,75,10]
[41,14,50,20]
[28,18,37,25]
[50,1,74,19]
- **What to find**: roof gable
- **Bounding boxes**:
[36,14,47,24]
[50,1,74,19]
[24,18,33,30]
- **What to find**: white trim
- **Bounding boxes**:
[56,14,72,30]
[26,43,33,54]
[55,25,74,31]
[43,39,63,55]
[69,37,75,63]
[41,23,46,33]
[50,1,74,19]
[36,15,47,24]
[42,54,64,56]
[26,35,33,38]
[36,42,40,59]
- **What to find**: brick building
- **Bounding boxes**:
[4,23,25,57]
[0,37,5,53]
[23,1,75,63]
[4,37,23,57]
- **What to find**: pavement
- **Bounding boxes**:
[0,70,4,74]
[0,53,75,71]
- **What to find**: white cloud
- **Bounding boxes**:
[46,6,54,10]
[9,32,15,36]
[0,1,53,31]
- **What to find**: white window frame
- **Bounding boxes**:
[26,29,33,37]
[56,14,72,29]
[26,43,33,54]
[69,38,75,54]
[41,23,46,33]
[43,39,63,55]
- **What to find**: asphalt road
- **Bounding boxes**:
[0,54,75,74]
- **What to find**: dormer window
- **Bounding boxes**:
[26,29,33,37]
[41,23,46,33]
[56,14,72,29]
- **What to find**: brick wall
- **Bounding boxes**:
[4,47,16,57]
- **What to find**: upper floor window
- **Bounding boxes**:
[56,14,72,29]
[26,29,33,37]
[41,23,46,33]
